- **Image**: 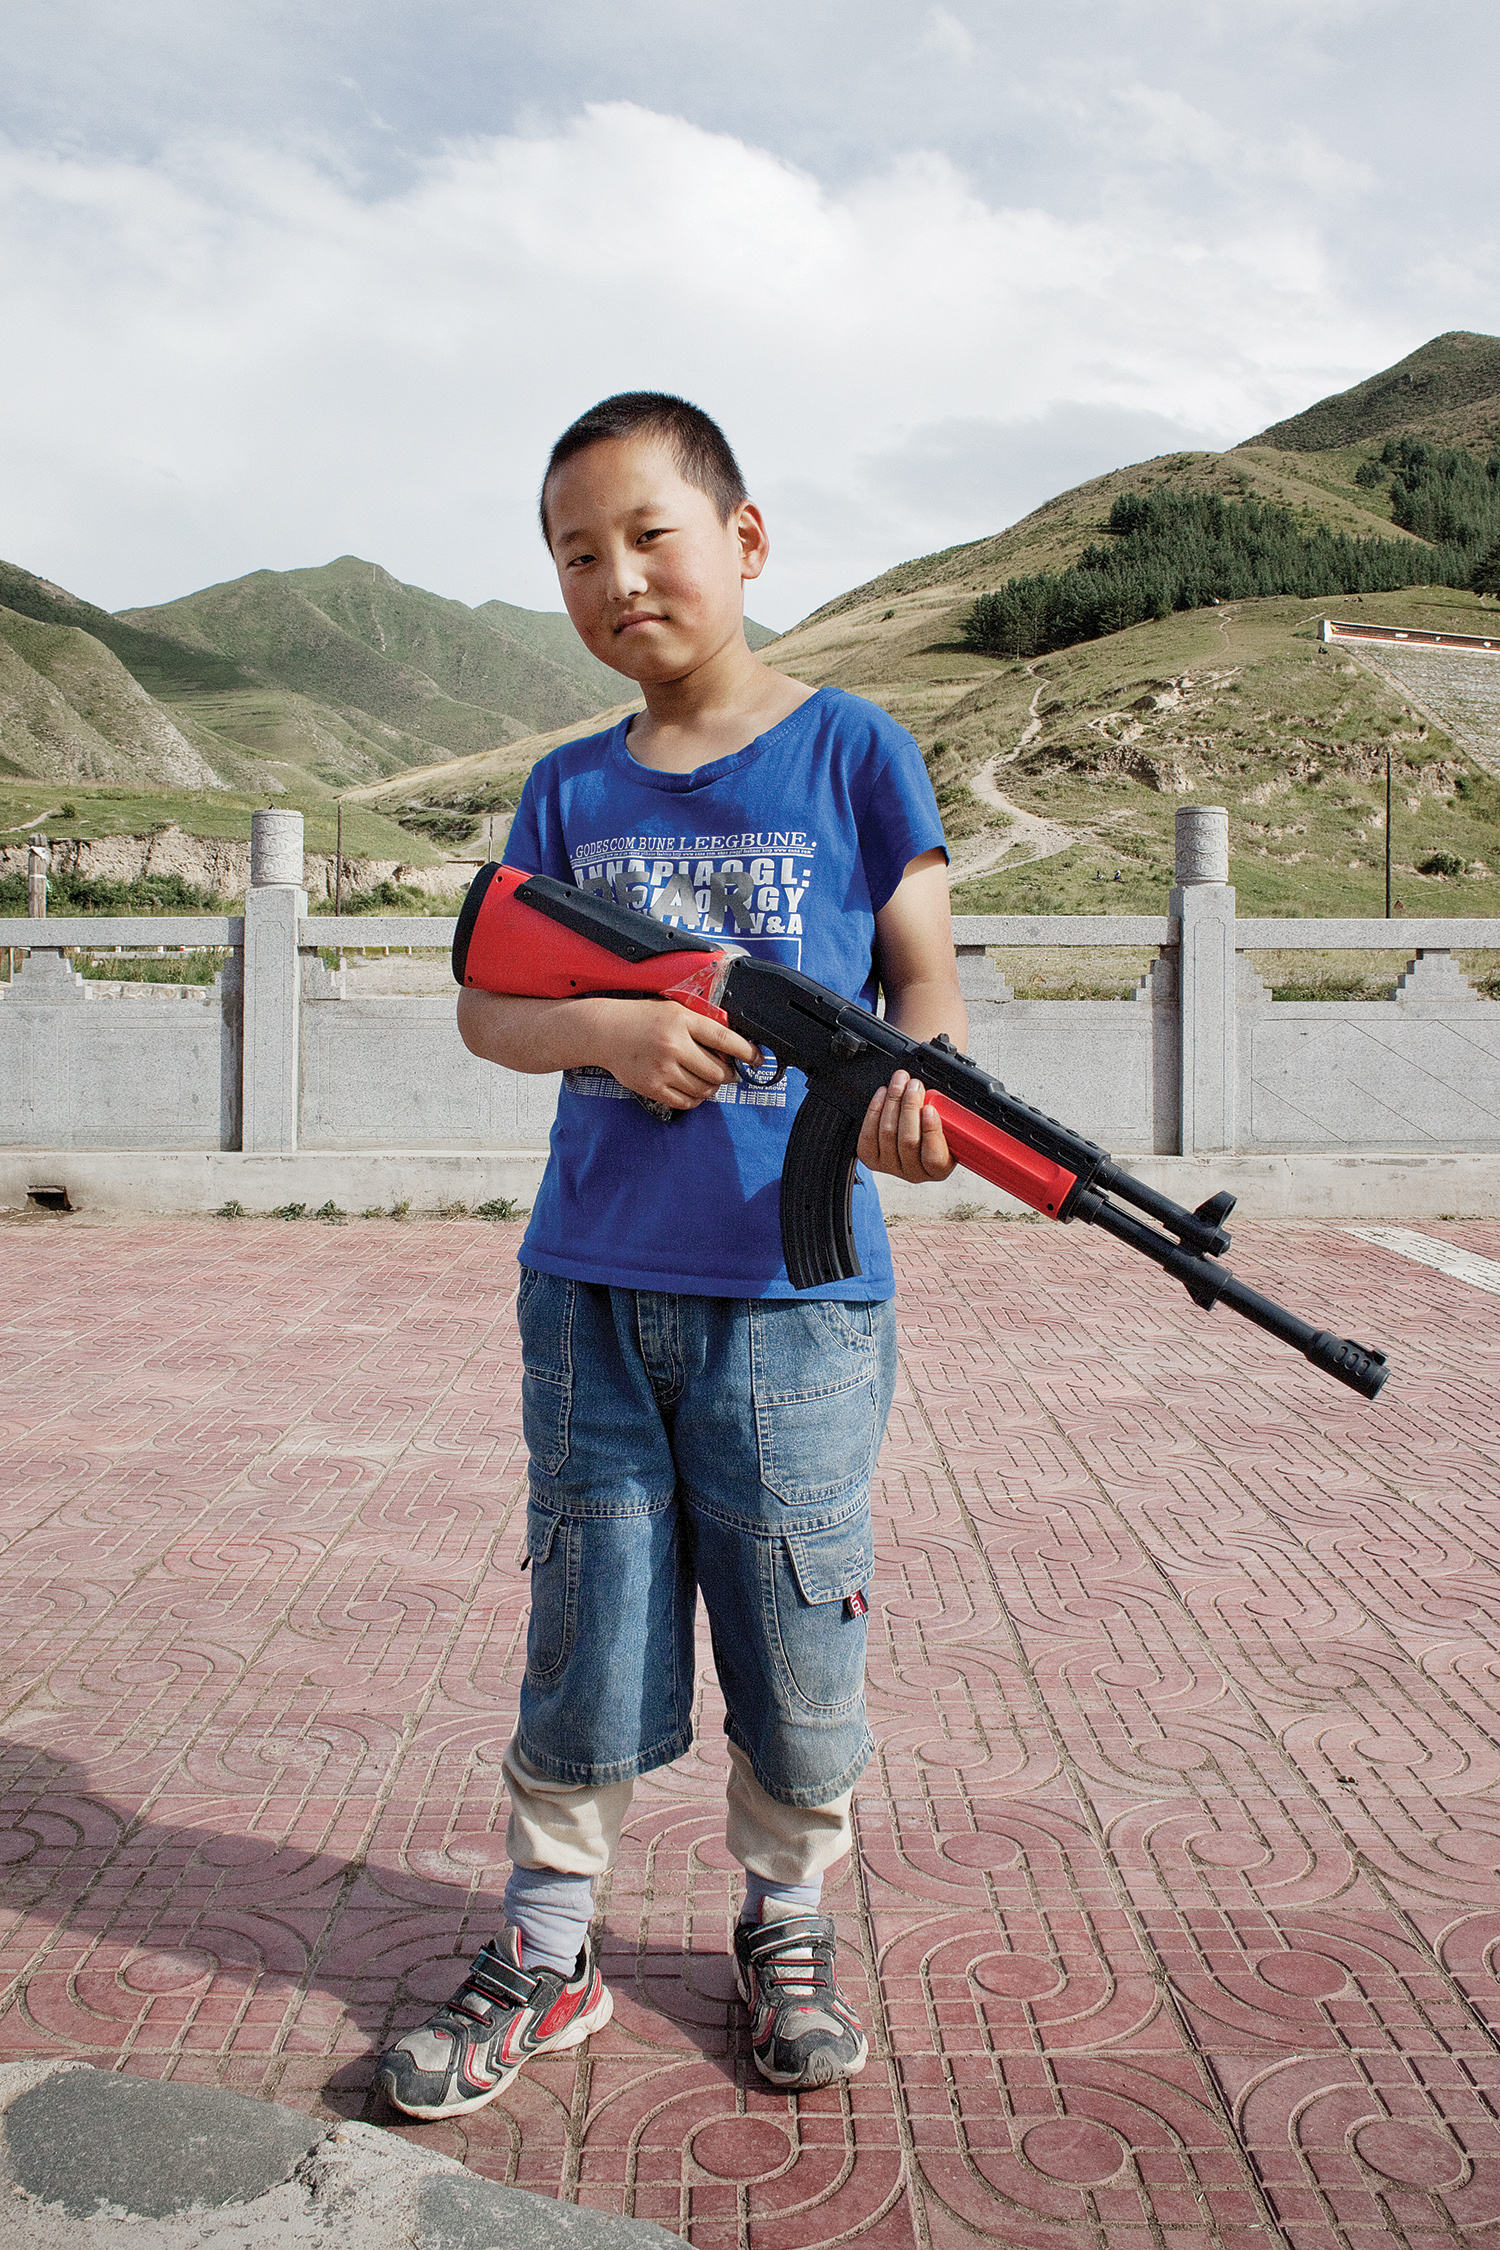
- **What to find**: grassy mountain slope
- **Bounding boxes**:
[119,560,576,771]
[0,549,673,861]
[347,700,646,847]
[888,586,1497,919]
[1246,331,1500,455]
[347,627,778,852]
[769,571,1500,922]
[0,608,222,788]
[760,334,1500,922]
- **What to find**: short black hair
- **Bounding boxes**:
[539,391,748,545]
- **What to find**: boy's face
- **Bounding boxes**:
[545,437,766,685]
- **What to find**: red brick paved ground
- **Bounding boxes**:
[2,1212,1498,2247]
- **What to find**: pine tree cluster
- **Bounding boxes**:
[962,487,1479,661]
[1355,436,1500,552]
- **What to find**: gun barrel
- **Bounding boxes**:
[1075,1191,1388,1399]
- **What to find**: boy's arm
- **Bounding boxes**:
[456,987,759,1111]
[858,848,968,1183]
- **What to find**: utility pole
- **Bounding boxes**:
[1385,750,1392,920]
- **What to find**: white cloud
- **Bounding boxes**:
[0,104,1428,629]
[923,7,978,63]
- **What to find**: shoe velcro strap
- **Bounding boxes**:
[743,1918,836,1973]
[463,1948,536,2008]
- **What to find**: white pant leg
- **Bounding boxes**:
[724,1740,854,1884]
[503,1735,636,1876]
[506,1733,853,1886]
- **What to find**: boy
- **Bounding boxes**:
[376,393,965,2117]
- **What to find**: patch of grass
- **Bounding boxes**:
[0,868,226,916]
[473,1197,522,1221]
[1246,949,1410,1001]
[74,948,228,986]
[308,879,430,916]
[0,778,432,863]
[989,945,1160,999]
[433,1200,469,1219]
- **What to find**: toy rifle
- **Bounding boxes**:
[453,864,1389,1400]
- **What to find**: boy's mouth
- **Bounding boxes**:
[614,611,666,635]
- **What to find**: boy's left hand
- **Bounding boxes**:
[857,1070,957,1182]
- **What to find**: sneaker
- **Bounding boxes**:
[733,1907,868,2089]
[375,1925,612,2120]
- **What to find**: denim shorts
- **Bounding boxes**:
[514,1271,897,1808]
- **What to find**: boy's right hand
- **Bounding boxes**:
[602,997,761,1111]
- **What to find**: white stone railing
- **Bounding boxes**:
[3,805,1498,1217]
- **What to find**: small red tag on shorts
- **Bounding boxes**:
[844,1589,868,1619]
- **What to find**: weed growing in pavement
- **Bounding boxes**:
[315,1201,346,1224]
[271,1202,306,1220]
[215,1200,246,1219]
[389,1199,411,1221]
[434,1201,469,1219]
[474,1198,521,1221]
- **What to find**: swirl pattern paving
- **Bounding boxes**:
[1,1212,1498,2247]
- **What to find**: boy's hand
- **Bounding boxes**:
[605,999,761,1111]
[858,1070,957,1182]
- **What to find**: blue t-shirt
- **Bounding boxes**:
[505,685,947,1299]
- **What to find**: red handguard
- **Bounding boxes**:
[924,1093,1078,1219]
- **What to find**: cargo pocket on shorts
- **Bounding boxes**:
[770,1512,875,1714]
[751,1300,879,1510]
[517,1266,574,1477]
[523,1503,578,1687]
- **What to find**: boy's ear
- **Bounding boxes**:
[736,500,771,583]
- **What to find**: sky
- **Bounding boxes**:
[3,1,1497,631]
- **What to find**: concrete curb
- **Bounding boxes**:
[0,2061,677,2248]
[5,1147,1500,1222]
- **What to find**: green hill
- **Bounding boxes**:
[757,333,1500,923]
[1246,331,1500,455]
[117,556,623,782]
[0,555,630,876]
[0,550,696,867]
[0,607,223,789]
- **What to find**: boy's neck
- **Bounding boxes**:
[626,634,815,775]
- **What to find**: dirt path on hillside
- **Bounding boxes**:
[947,681,1076,884]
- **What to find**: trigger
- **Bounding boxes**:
[737,1048,786,1088]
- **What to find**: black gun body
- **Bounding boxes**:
[719,959,1389,1401]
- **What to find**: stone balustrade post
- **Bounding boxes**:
[241,811,307,1153]
[27,838,49,920]
[1171,804,1236,1154]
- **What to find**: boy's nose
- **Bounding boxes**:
[605,545,650,601]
